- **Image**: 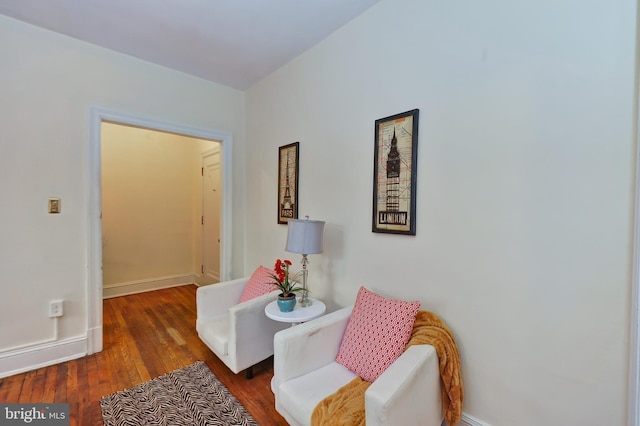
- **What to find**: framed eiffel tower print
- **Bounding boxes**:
[372,109,419,235]
[278,142,299,224]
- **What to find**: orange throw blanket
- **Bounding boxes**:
[311,310,464,426]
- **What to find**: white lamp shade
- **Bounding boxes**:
[285,219,325,255]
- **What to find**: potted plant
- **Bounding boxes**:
[270,259,303,312]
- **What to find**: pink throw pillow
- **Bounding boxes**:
[239,266,276,303]
[335,286,420,382]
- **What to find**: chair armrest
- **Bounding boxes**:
[228,290,285,368]
[365,345,443,426]
[273,306,353,386]
[196,278,248,320]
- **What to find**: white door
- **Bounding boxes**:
[202,149,221,283]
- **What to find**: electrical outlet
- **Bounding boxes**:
[49,300,63,318]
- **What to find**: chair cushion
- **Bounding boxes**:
[239,265,276,302]
[197,318,229,356]
[278,361,358,423]
[335,286,420,382]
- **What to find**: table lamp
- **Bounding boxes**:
[285,216,325,307]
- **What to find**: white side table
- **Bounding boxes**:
[265,298,326,326]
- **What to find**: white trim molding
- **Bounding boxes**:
[103,274,197,299]
[0,336,86,379]
[629,13,640,424]
[631,187,640,426]
[458,412,492,426]
[87,106,233,355]
[442,412,491,426]
[630,96,640,426]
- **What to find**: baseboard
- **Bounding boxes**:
[86,324,103,355]
[103,274,196,299]
[0,336,86,379]
[457,412,491,426]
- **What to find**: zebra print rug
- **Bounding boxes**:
[100,361,258,426]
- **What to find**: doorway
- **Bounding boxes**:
[87,106,233,355]
[101,123,221,295]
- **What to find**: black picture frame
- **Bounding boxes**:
[278,142,299,224]
[372,109,419,235]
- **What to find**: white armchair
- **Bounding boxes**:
[273,306,443,426]
[196,277,289,378]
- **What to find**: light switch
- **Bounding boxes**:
[48,198,61,214]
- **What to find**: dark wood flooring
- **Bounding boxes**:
[0,285,288,426]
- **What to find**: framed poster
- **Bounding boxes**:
[372,109,419,235]
[278,142,299,224]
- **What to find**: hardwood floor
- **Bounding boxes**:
[0,285,288,426]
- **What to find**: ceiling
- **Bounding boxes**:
[0,0,380,90]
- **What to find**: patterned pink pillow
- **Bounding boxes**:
[335,286,420,382]
[239,266,276,303]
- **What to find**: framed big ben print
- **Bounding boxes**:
[372,109,419,235]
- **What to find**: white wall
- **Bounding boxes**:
[245,0,637,425]
[0,15,246,376]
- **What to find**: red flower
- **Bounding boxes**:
[274,259,284,274]
[273,259,290,283]
[269,259,302,296]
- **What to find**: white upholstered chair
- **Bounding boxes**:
[273,306,443,426]
[196,274,289,378]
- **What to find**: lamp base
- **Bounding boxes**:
[299,254,312,307]
[299,296,312,307]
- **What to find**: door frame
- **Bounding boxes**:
[632,154,640,426]
[201,146,222,284]
[631,85,640,425]
[86,106,233,355]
